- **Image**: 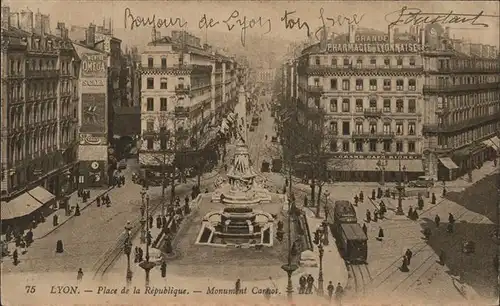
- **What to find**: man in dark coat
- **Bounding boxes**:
[377,227,384,240]
[366,209,372,223]
[359,191,364,202]
[96,196,101,207]
[56,240,64,253]
[160,261,167,278]
[405,249,413,265]
[327,281,334,300]
[156,215,162,229]
[77,268,84,282]
[235,279,241,294]
[53,214,59,226]
[25,229,34,246]
[306,274,314,294]
[431,192,436,204]
[299,275,307,294]
[371,189,376,200]
[407,206,414,219]
[435,215,441,227]
[401,255,409,272]
[335,282,344,303]
[75,204,81,216]
[13,249,19,265]
[148,216,153,228]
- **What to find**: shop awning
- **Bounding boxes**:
[1,192,44,220]
[385,159,424,172]
[490,136,500,149]
[27,186,55,204]
[439,157,459,169]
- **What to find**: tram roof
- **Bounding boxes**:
[341,223,367,241]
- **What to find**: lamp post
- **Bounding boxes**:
[395,155,405,215]
[124,221,132,283]
[322,191,330,246]
[317,242,324,296]
[281,198,298,301]
[139,194,155,287]
[376,151,388,186]
[140,188,147,243]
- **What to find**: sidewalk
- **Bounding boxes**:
[2,186,113,248]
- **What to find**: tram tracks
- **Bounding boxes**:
[347,263,372,295]
[365,205,486,295]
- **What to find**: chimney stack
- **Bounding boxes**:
[41,14,50,35]
[86,23,96,46]
[1,6,10,29]
[319,27,327,51]
[9,12,19,28]
[57,22,65,38]
[348,25,356,43]
[388,25,394,44]
[19,9,33,32]
[34,10,43,35]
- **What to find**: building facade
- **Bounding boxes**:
[421,24,500,181]
[295,26,426,182]
[1,6,79,202]
[287,24,500,182]
[138,30,238,179]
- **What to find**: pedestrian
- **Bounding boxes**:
[96,196,101,207]
[13,248,19,265]
[371,189,376,200]
[307,274,315,294]
[377,187,382,199]
[442,187,447,197]
[185,196,189,206]
[366,209,371,223]
[373,209,379,222]
[56,239,64,253]
[140,205,145,217]
[431,192,436,204]
[148,215,153,229]
[335,282,344,303]
[435,214,440,227]
[74,204,81,216]
[160,261,167,278]
[235,278,241,294]
[327,281,334,300]
[405,249,413,265]
[354,195,359,206]
[53,214,59,226]
[138,247,144,262]
[121,176,125,186]
[401,255,409,272]
[299,274,306,294]
[156,215,162,229]
[304,196,308,207]
[448,213,455,225]
[77,268,84,282]
[362,223,368,237]
[417,196,424,210]
[25,229,33,246]
[377,227,384,241]
[412,209,419,220]
[359,191,364,202]
[494,158,497,167]
[205,188,208,193]
[439,249,445,265]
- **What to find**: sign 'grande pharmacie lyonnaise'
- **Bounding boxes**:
[327,34,423,53]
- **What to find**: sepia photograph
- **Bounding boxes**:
[1,0,499,305]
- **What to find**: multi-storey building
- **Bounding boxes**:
[295,26,426,182]
[138,30,238,179]
[1,7,79,209]
[421,24,500,181]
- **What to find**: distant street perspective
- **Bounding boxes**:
[1,1,499,305]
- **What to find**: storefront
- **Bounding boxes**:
[451,142,489,179]
[482,136,500,159]
[437,157,459,181]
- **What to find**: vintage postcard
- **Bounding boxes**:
[1,0,499,305]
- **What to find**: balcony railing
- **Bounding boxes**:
[175,85,191,94]
[425,113,500,133]
[26,70,60,78]
[175,106,190,117]
[140,64,212,74]
[352,131,395,139]
[307,85,324,92]
[300,64,423,75]
[423,82,500,93]
[436,66,499,73]
[364,108,383,117]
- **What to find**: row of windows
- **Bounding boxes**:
[7,81,74,102]
[145,97,184,111]
[441,91,499,109]
[9,127,75,162]
[312,56,417,67]
[327,98,418,113]
[329,140,417,153]
[328,121,417,136]
[8,58,73,74]
[437,124,497,149]
[442,106,497,126]
[9,101,76,129]
[313,78,418,91]
[439,59,498,70]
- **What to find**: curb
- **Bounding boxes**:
[36,186,115,240]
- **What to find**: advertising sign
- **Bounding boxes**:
[327,43,422,53]
[81,93,106,133]
[81,53,107,78]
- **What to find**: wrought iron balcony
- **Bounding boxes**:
[174,106,190,117]
[175,85,190,94]
[423,82,500,93]
[26,70,60,78]
[422,124,439,134]
[306,85,324,92]
[352,131,395,139]
[364,108,383,117]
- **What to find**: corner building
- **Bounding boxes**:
[1,7,79,210]
[139,30,238,178]
[297,26,426,182]
[420,24,500,181]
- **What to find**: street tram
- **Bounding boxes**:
[338,223,368,263]
[326,200,358,235]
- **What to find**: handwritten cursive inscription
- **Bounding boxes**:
[222,10,272,47]
[316,8,365,40]
[199,14,220,29]
[281,10,311,37]
[385,6,495,28]
[124,8,187,30]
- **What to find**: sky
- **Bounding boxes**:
[4,0,499,51]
